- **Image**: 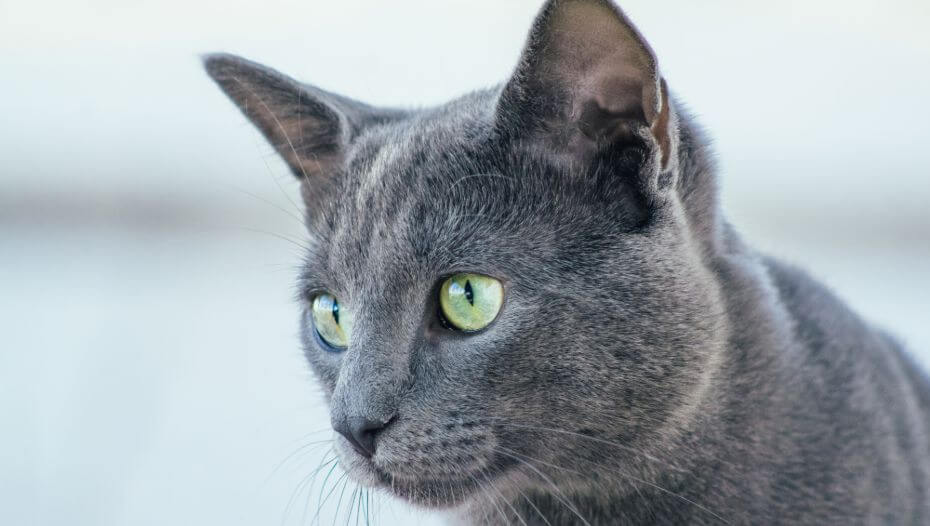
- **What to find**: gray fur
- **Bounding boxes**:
[203,0,930,523]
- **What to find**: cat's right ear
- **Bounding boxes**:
[203,53,400,185]
[495,0,676,185]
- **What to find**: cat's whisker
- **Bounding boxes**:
[496,445,731,525]
[480,467,529,526]
[496,415,740,473]
[352,487,362,526]
[218,182,306,227]
[308,469,332,526]
[466,471,508,526]
[310,463,345,526]
[294,427,337,439]
[332,475,351,526]
[360,491,367,526]
[342,486,358,526]
[281,453,336,526]
[482,418,669,466]
[354,486,363,526]
[263,439,332,487]
[444,480,454,515]
[514,485,553,526]
[310,468,343,524]
[447,213,494,221]
[487,447,592,526]
[365,489,371,526]
[448,173,517,193]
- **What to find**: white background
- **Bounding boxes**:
[2,0,928,524]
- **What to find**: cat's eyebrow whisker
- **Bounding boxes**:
[242,108,306,219]
[280,141,334,156]
[229,76,323,182]
[218,182,306,227]
[232,225,313,252]
[231,78,336,234]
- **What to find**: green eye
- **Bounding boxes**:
[311,293,353,350]
[439,273,504,332]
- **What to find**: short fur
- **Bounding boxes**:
[203,1,930,523]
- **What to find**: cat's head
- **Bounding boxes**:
[206,0,725,509]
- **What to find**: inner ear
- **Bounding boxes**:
[496,0,673,170]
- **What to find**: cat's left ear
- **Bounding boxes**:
[496,0,676,183]
[203,53,402,185]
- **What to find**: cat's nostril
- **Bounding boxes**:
[334,416,390,458]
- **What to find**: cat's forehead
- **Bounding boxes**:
[307,102,511,292]
[302,92,643,295]
[349,94,496,177]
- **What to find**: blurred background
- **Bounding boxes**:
[2,0,928,524]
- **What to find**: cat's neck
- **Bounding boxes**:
[458,481,728,525]
[670,104,727,259]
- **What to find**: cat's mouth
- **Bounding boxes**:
[333,420,513,508]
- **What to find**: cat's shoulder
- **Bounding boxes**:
[760,254,928,395]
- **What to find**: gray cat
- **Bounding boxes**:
[203,0,930,523]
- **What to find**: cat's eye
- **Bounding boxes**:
[439,273,504,332]
[311,293,353,350]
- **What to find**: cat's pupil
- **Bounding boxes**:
[464,280,474,306]
[332,298,340,325]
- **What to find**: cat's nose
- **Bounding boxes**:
[334,416,390,458]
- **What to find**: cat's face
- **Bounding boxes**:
[296,122,722,507]
[206,0,725,510]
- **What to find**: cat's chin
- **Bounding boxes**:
[335,436,503,509]
[372,470,484,509]
[337,446,486,509]
[344,460,484,509]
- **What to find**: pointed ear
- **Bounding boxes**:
[496,0,674,173]
[203,53,401,181]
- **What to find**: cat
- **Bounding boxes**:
[203,0,930,523]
